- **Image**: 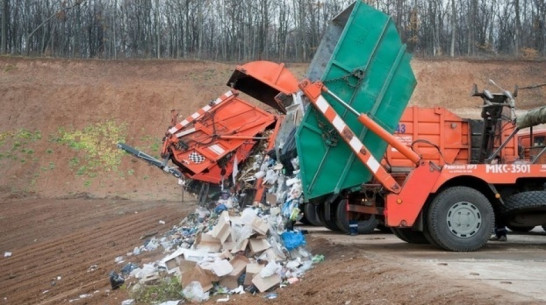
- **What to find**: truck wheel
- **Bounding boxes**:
[426,186,494,252]
[303,202,323,226]
[377,224,392,233]
[334,200,378,234]
[507,225,535,233]
[316,201,341,232]
[501,191,546,227]
[391,228,429,244]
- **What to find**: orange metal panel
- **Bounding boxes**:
[386,106,471,168]
[385,161,442,227]
[431,163,546,193]
[164,93,277,184]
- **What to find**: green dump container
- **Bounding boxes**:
[296,1,416,200]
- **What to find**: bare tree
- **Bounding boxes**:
[450,0,456,57]
[1,0,7,54]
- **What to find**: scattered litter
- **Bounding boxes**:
[159,220,166,225]
[311,254,325,263]
[216,295,230,302]
[87,264,98,273]
[182,281,209,302]
[281,231,306,250]
[4,251,12,258]
[114,256,124,264]
[500,281,512,284]
[231,285,245,294]
[109,271,125,289]
[140,231,158,240]
[121,299,135,305]
[121,263,139,276]
[287,277,299,284]
[158,301,181,305]
[470,272,480,276]
[264,292,278,299]
[106,159,323,302]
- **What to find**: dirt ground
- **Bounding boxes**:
[1,198,545,305]
[1,57,546,305]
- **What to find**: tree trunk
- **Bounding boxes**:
[113,0,117,59]
[1,0,7,54]
[155,0,160,58]
[515,0,521,56]
[450,0,456,57]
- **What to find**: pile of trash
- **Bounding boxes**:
[111,162,323,303]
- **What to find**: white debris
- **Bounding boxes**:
[114,256,124,264]
[121,299,135,305]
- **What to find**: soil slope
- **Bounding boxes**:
[0,57,545,200]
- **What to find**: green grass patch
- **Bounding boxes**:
[53,120,127,176]
[131,277,183,304]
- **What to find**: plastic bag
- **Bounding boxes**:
[280,231,306,251]
[182,281,209,302]
[259,261,282,278]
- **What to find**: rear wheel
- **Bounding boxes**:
[501,191,546,227]
[317,201,341,232]
[334,199,378,234]
[391,228,429,244]
[426,186,494,252]
[303,202,323,226]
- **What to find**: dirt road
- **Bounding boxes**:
[1,198,545,305]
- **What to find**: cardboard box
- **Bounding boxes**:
[249,238,271,254]
[229,255,250,277]
[210,211,231,244]
[244,263,264,286]
[194,233,221,252]
[163,248,205,274]
[164,257,179,271]
[196,261,220,282]
[219,255,249,289]
[251,217,269,236]
[265,193,277,206]
[219,275,239,290]
[230,238,248,254]
[252,273,281,292]
[181,265,214,292]
[211,259,233,277]
[260,248,281,262]
[178,260,197,278]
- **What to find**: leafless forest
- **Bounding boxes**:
[0,0,545,61]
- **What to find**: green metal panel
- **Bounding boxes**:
[296,1,416,200]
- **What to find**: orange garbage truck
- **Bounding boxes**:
[119,1,546,251]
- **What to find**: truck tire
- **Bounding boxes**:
[426,186,494,252]
[391,228,429,244]
[377,224,392,233]
[506,225,535,233]
[334,200,378,234]
[316,201,341,232]
[303,202,323,226]
[501,191,546,227]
